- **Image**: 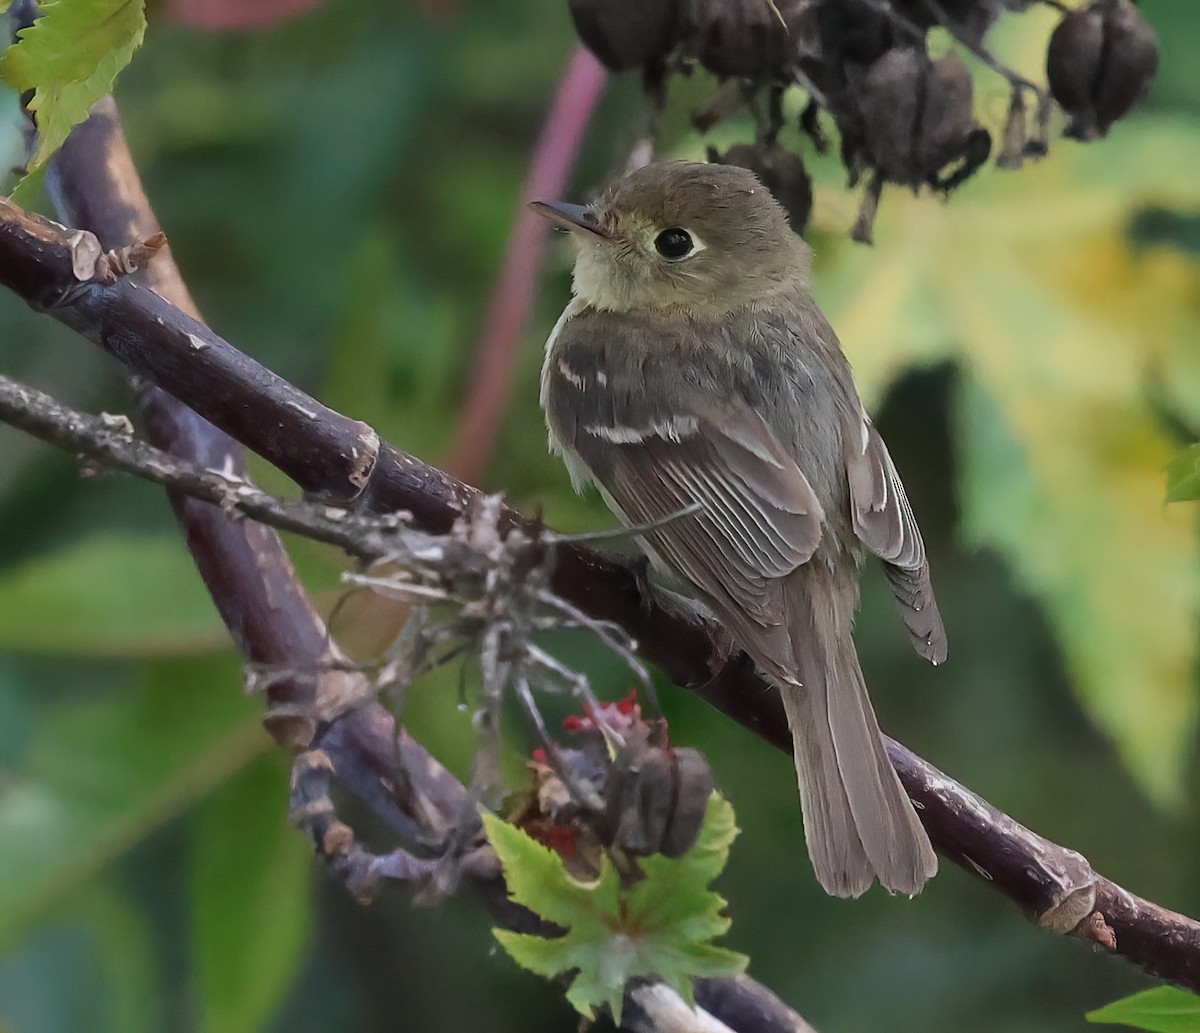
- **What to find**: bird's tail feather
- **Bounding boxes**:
[778,573,937,897]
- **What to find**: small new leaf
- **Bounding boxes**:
[1087,985,1200,1032]
[484,795,747,1025]
[1166,444,1200,503]
[0,0,147,171]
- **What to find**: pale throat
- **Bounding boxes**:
[569,245,642,313]
[571,258,799,322]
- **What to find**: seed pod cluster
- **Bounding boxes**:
[1047,0,1159,141]
[511,694,716,873]
[564,0,1160,241]
[598,734,713,859]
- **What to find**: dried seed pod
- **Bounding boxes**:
[801,0,895,71]
[795,0,892,98]
[598,733,714,859]
[1047,0,1159,141]
[681,0,807,80]
[658,748,714,859]
[858,47,987,190]
[601,741,675,856]
[568,0,682,71]
[709,143,813,236]
[792,0,899,180]
[1047,7,1103,114]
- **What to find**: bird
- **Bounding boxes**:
[532,160,945,897]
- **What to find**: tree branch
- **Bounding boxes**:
[0,374,402,559]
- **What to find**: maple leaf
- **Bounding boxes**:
[0,0,147,171]
[484,795,747,1025]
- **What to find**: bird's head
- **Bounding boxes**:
[532,160,812,314]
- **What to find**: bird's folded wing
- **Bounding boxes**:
[845,417,948,663]
[546,353,825,624]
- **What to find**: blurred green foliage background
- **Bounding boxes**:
[0,1,1199,1031]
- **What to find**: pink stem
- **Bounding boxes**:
[444,48,607,484]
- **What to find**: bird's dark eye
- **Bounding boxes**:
[654,227,694,260]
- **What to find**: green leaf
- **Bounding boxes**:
[1166,444,1200,503]
[0,0,147,170]
[816,116,1200,803]
[0,535,229,657]
[191,751,313,1033]
[1087,985,1200,1032]
[485,795,747,1025]
[0,654,266,948]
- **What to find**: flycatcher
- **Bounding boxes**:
[533,161,945,897]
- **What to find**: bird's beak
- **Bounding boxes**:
[529,200,607,238]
